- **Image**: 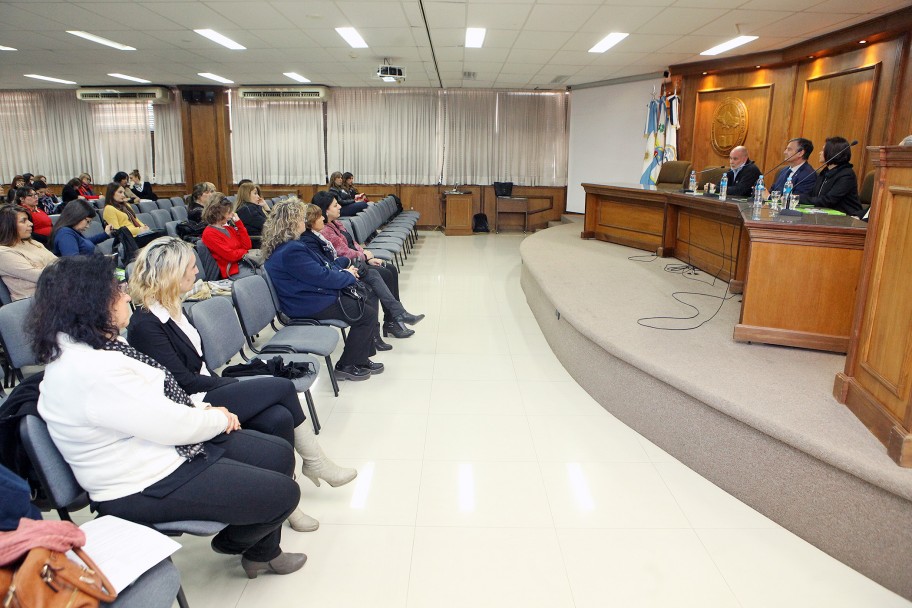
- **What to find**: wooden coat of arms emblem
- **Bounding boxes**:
[711,97,748,156]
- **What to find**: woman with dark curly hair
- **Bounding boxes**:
[32,255,306,579]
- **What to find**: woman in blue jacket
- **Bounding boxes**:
[51,199,112,256]
[263,199,383,381]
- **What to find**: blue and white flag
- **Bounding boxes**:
[640,96,665,187]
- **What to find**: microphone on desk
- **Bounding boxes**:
[760,149,803,180]
[695,165,726,173]
[790,140,858,193]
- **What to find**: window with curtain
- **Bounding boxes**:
[153,96,185,184]
[326,88,443,185]
[230,96,325,184]
[0,89,184,185]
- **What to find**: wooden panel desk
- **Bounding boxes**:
[581,183,748,291]
[442,191,474,236]
[495,196,529,232]
[734,204,867,353]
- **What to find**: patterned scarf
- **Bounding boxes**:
[101,340,206,461]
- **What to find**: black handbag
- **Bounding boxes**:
[337,281,372,321]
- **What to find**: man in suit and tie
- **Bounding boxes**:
[768,138,816,196]
[724,146,761,197]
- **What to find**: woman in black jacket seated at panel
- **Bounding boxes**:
[798,136,863,217]
[126,237,356,533]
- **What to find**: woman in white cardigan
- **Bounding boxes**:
[33,255,305,579]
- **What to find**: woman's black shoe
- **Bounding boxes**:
[374,335,393,351]
[395,312,425,325]
[382,321,415,339]
[358,360,384,375]
[334,363,371,381]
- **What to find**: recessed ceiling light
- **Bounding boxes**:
[755,65,761,68]
[465,28,486,48]
[67,31,135,51]
[108,73,151,84]
[0,45,16,51]
[702,72,708,75]
[198,72,233,84]
[588,32,628,53]
[700,35,758,56]
[335,27,368,48]
[194,29,246,50]
[25,74,77,84]
[808,55,814,59]
[859,40,867,44]
[283,72,311,83]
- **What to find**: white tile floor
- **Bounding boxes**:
[168,230,909,608]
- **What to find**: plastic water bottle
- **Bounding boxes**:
[719,174,728,201]
[753,174,765,208]
[688,170,697,193]
[782,174,793,208]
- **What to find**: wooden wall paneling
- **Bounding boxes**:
[692,84,774,175]
[400,185,443,227]
[512,185,567,230]
[800,65,879,180]
[179,88,232,193]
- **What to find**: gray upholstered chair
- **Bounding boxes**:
[0,298,38,383]
[699,166,727,189]
[654,160,693,191]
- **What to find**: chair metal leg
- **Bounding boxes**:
[304,390,320,434]
[177,585,190,608]
[325,356,339,397]
[341,328,348,343]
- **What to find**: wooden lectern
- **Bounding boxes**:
[834,146,912,466]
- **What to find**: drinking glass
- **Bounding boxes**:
[770,190,782,211]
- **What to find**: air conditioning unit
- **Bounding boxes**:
[236,87,330,101]
[76,87,171,104]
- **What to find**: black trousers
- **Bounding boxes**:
[204,377,306,447]
[310,292,380,366]
[358,263,404,323]
[339,202,369,216]
[97,430,299,562]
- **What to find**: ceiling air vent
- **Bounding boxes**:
[237,86,330,101]
[76,87,171,104]
[463,71,477,80]
[549,75,570,85]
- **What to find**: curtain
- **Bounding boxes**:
[230,96,325,184]
[0,90,170,185]
[442,90,568,187]
[326,88,442,185]
[153,94,185,184]
[91,102,153,184]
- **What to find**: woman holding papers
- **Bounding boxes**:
[33,255,305,579]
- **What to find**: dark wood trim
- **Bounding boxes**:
[733,324,848,353]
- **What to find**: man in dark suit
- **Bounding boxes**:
[768,138,816,197]
[724,146,761,197]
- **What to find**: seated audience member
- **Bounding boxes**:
[113,171,141,203]
[263,199,383,381]
[22,173,33,186]
[77,173,95,198]
[129,169,158,201]
[6,176,26,203]
[103,182,160,247]
[61,177,83,205]
[51,199,113,256]
[768,138,815,197]
[201,194,255,280]
[31,255,306,578]
[235,182,269,242]
[799,136,863,217]
[0,205,57,300]
[127,237,356,531]
[723,146,762,197]
[341,172,368,202]
[313,191,423,342]
[328,171,368,216]
[186,181,216,222]
[32,179,60,214]
[14,186,52,246]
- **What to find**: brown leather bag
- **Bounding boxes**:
[0,546,117,607]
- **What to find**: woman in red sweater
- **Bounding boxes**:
[15,186,52,247]
[201,194,255,279]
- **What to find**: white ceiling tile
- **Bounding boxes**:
[511,30,573,50]
[524,4,599,31]
[463,47,510,62]
[691,10,791,37]
[749,12,855,38]
[465,3,532,29]
[78,3,185,29]
[506,48,557,64]
[580,5,667,33]
[337,2,412,28]
[478,30,521,49]
[423,3,467,29]
[672,0,753,7]
[271,1,348,29]
[657,34,732,54]
[635,7,728,35]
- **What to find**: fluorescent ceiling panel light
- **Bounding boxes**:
[108,73,151,83]
[700,35,758,56]
[588,32,628,53]
[0,45,17,51]
[465,28,486,48]
[67,31,135,51]
[283,72,311,83]
[198,72,233,84]
[194,29,246,50]
[336,27,368,48]
[25,74,77,84]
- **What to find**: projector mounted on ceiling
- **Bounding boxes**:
[376,65,405,83]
